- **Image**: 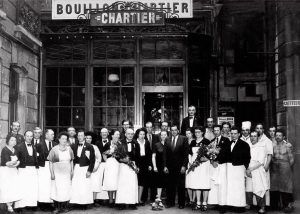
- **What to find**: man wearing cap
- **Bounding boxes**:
[241,121,251,146]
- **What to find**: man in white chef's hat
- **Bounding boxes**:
[241,121,251,145]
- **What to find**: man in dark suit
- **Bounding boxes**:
[67,126,78,145]
[7,121,24,145]
[70,130,95,206]
[226,126,251,212]
[142,122,159,202]
[120,120,131,141]
[165,125,189,209]
[180,105,202,135]
[32,127,43,147]
[36,129,57,210]
[95,128,111,161]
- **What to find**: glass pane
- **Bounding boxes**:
[121,87,134,106]
[73,107,85,126]
[107,87,120,106]
[73,87,85,106]
[59,67,72,86]
[93,67,106,86]
[93,87,106,106]
[121,107,134,123]
[142,67,155,85]
[107,108,120,126]
[156,40,169,58]
[94,108,106,126]
[169,41,184,59]
[121,42,135,59]
[93,41,106,59]
[107,67,120,86]
[107,42,121,59]
[121,67,134,86]
[59,108,71,126]
[73,43,87,60]
[46,68,58,86]
[170,67,183,85]
[45,107,58,126]
[156,67,169,85]
[59,87,71,106]
[141,40,155,59]
[46,87,58,106]
[73,67,85,86]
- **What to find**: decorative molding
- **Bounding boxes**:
[18,1,40,38]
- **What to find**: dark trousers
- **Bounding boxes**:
[166,170,185,207]
[270,191,294,209]
[141,171,157,202]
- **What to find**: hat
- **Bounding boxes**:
[242,121,251,130]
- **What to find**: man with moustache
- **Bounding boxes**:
[6,121,24,145]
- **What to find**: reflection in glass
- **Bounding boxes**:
[73,87,85,106]
[121,88,134,106]
[121,107,134,123]
[73,68,85,86]
[107,87,120,106]
[93,67,106,86]
[93,88,106,106]
[156,67,169,85]
[141,40,155,58]
[93,108,106,126]
[156,40,169,58]
[73,108,85,126]
[121,42,135,59]
[107,108,120,126]
[59,67,72,86]
[59,87,71,106]
[121,67,134,86]
[107,67,120,86]
[59,108,71,126]
[170,67,183,85]
[142,67,155,85]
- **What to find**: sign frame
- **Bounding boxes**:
[283,100,300,107]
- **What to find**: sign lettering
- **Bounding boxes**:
[283,100,300,107]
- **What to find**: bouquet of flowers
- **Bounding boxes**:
[207,143,220,161]
[112,145,139,174]
[187,144,209,174]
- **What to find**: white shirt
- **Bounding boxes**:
[215,135,221,144]
[127,140,132,152]
[25,143,33,156]
[231,140,237,151]
[45,140,51,151]
[69,138,76,144]
[138,139,146,156]
[34,138,40,145]
[102,139,109,146]
[241,135,251,146]
[189,116,194,127]
[172,135,179,149]
[77,142,85,157]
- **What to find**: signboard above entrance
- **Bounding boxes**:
[52,0,193,19]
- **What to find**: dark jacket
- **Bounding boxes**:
[7,132,25,145]
[71,142,95,173]
[136,140,152,168]
[15,142,38,168]
[165,135,189,171]
[180,116,202,135]
[36,140,57,167]
[119,139,139,162]
[145,133,159,151]
[211,136,231,164]
[228,138,251,168]
[95,138,111,162]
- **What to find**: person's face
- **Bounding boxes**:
[188,107,196,117]
[24,131,33,143]
[250,132,258,144]
[231,130,240,141]
[275,132,284,142]
[161,123,168,131]
[269,127,276,138]
[45,130,54,141]
[68,128,76,137]
[125,129,134,141]
[185,131,193,139]
[33,130,42,139]
[112,131,120,142]
[59,135,68,146]
[146,123,153,134]
[138,131,145,140]
[194,129,203,138]
[242,129,250,137]
[160,131,168,141]
[101,129,109,139]
[171,126,179,137]
[213,127,221,137]
[255,125,264,136]
[8,137,17,147]
[86,136,92,144]
[123,122,130,131]
[207,119,214,128]
[222,124,230,133]
[11,122,20,133]
[77,132,85,142]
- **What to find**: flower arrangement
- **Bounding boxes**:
[207,143,220,161]
[187,143,209,174]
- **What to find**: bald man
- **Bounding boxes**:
[96,128,111,162]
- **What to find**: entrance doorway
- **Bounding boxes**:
[143,93,183,132]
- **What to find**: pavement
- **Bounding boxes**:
[12,201,299,214]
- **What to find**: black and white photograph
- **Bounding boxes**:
[0,0,299,213]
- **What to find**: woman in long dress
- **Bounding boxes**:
[102,130,121,206]
[151,130,168,210]
[85,132,108,203]
[186,126,211,211]
[135,128,152,205]
[185,128,195,206]
[0,136,21,213]
[48,132,74,213]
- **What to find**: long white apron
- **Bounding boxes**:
[208,163,227,205]
[70,165,93,204]
[15,167,38,208]
[38,161,53,203]
[0,167,21,203]
[115,163,138,204]
[226,163,246,207]
[93,162,109,200]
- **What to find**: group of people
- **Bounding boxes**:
[0,105,295,214]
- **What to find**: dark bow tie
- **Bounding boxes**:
[103,140,108,144]
[189,116,194,119]
[27,143,32,147]
[79,144,83,147]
